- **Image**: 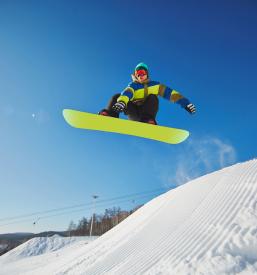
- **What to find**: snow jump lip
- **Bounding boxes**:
[63,109,190,144]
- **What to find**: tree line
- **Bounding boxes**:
[67,205,141,236]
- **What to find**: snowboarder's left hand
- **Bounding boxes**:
[112,101,126,113]
[185,103,196,114]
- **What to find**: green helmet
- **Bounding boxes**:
[135,62,149,72]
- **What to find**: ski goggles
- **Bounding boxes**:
[135,69,148,77]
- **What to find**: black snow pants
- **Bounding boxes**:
[105,94,159,122]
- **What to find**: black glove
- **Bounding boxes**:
[185,103,196,114]
[112,101,126,113]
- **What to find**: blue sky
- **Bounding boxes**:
[0,0,256,233]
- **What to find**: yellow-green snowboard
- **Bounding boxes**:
[63,109,189,144]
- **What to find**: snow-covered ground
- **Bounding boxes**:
[0,159,257,275]
[0,235,97,274]
[0,235,98,263]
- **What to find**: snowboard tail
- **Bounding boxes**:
[63,109,189,144]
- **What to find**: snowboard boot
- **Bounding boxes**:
[98,109,110,116]
[140,117,157,125]
[98,109,119,118]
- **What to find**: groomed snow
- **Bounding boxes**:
[0,159,257,275]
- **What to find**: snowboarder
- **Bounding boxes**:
[99,63,196,125]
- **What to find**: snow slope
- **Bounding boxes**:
[0,236,97,274]
[1,159,257,275]
[0,235,97,263]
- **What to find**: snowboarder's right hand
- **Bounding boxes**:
[112,101,126,113]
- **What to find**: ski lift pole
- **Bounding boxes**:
[90,195,99,237]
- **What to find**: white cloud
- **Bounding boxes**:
[129,134,237,189]
[156,136,237,188]
[211,138,237,167]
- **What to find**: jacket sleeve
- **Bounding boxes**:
[117,82,135,105]
[158,84,190,108]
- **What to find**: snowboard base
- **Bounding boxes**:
[63,109,189,144]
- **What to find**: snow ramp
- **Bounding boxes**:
[2,159,257,275]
